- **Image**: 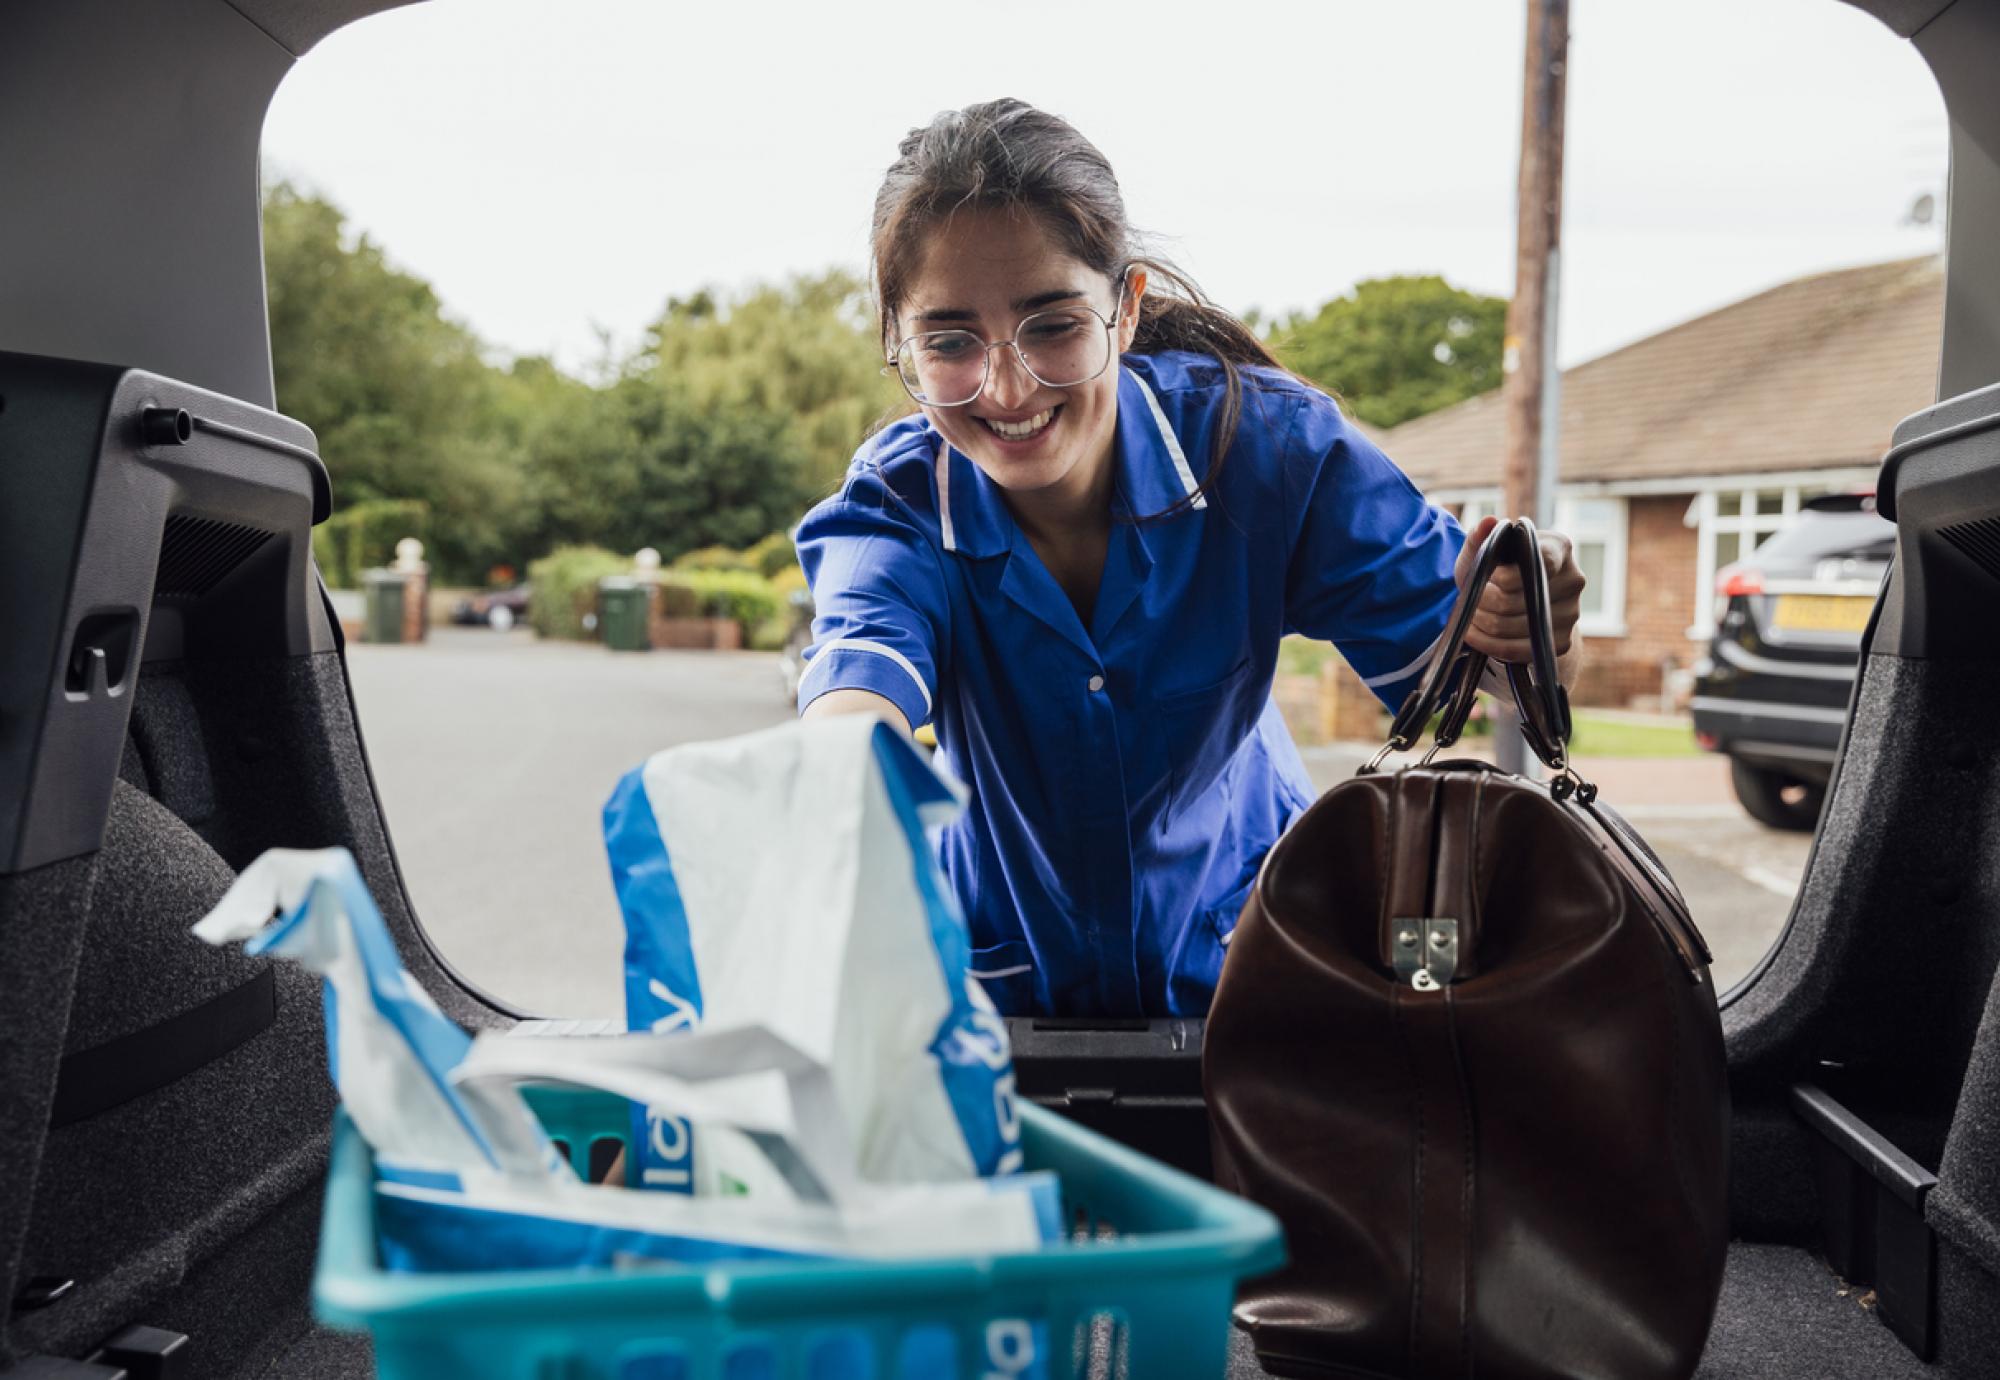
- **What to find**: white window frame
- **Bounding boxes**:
[1685,483,1827,638]
[1458,491,1628,638]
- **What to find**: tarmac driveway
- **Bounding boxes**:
[348,629,1809,1017]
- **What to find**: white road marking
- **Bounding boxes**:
[1743,865,1803,899]
[1615,804,1744,821]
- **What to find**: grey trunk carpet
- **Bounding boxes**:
[258,1243,1931,1378]
[1219,1244,1929,1379]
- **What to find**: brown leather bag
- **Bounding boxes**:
[1206,519,1729,1380]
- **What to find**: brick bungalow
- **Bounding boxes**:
[1374,256,1941,708]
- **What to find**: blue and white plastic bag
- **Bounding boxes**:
[376,1024,1062,1273]
[191,847,563,1186]
[605,717,1022,1196]
[192,851,1059,1279]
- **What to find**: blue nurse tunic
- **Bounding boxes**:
[794,350,1466,1017]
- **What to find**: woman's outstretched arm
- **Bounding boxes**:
[802,688,911,738]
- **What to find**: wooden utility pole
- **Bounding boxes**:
[1496,0,1569,775]
[1502,0,1569,525]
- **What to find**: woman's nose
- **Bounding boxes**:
[984,343,1039,410]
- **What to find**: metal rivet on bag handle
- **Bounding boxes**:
[1431,930,1451,949]
[1398,928,1419,947]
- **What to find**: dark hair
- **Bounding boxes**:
[870,98,1284,513]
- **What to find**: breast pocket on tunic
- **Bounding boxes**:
[1158,655,1253,827]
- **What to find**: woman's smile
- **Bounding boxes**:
[977,404,1061,446]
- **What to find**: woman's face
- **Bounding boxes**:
[896,208,1140,505]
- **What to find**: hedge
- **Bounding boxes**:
[523,549,789,646]
[672,545,756,574]
[527,545,630,641]
[661,569,782,632]
[746,530,799,579]
[312,498,429,590]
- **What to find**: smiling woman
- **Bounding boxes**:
[797,98,1586,1019]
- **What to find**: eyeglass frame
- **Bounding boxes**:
[885,275,1133,409]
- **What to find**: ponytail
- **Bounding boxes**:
[1126,257,1289,518]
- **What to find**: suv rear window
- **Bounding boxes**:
[1753,508,1896,565]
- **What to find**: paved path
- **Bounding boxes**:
[348,630,1806,1015]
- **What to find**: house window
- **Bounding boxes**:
[1459,494,1628,638]
[1686,485,1840,635]
[1714,487,1794,569]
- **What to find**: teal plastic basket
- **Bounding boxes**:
[313,1089,1285,1379]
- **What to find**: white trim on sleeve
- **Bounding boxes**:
[1359,626,1450,689]
[1126,368,1208,510]
[968,963,1033,980]
[798,637,934,715]
[934,438,957,552]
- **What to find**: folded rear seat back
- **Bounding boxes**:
[0,351,370,1373]
[15,777,334,1360]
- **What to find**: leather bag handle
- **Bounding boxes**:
[1383,517,1572,770]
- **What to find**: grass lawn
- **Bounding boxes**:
[1568,713,1702,759]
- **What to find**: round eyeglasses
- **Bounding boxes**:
[889,288,1125,408]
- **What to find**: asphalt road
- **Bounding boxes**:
[347,628,1809,1017]
[347,628,797,1016]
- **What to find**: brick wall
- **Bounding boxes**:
[399,569,429,645]
[1574,494,1699,708]
[1275,658,1389,746]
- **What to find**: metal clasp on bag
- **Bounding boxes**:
[1392,917,1461,991]
[1548,764,1599,804]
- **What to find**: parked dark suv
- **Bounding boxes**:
[1692,494,1896,829]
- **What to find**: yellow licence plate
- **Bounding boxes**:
[1771,593,1872,633]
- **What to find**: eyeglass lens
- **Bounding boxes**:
[897,307,1112,406]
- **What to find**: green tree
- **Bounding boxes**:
[519,375,815,562]
[634,271,907,496]
[263,180,524,581]
[265,182,886,573]
[1269,276,1508,429]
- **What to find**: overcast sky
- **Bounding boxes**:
[262,0,1948,376]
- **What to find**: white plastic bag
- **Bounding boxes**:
[604,717,1022,1196]
[373,1025,1061,1272]
[191,847,563,1184]
[191,851,1059,1274]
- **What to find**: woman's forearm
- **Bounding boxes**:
[801,687,913,739]
[1558,631,1584,692]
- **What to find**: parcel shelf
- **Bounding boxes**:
[313,1088,1285,1380]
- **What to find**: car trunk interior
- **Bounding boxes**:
[6,1,2000,1377]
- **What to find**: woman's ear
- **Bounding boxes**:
[1120,268,1147,350]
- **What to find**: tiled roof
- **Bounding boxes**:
[1376,256,1942,491]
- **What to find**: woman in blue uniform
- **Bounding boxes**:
[797,99,1585,1018]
